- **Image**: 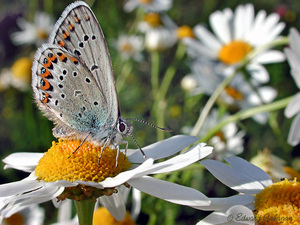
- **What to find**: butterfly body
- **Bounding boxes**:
[32,1,133,149]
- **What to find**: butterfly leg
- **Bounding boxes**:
[98,137,110,165]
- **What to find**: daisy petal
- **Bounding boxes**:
[127,135,198,163]
[129,176,210,207]
[141,143,212,175]
[99,190,126,221]
[246,63,269,83]
[0,180,42,197]
[284,93,300,118]
[254,50,286,64]
[196,212,229,225]
[201,157,271,194]
[209,11,232,44]
[194,25,222,51]
[287,113,300,146]
[193,195,255,211]
[3,153,44,172]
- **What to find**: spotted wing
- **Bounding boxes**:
[48,1,119,127]
[31,44,111,140]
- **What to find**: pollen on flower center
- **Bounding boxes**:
[218,40,252,65]
[144,13,162,27]
[139,0,152,4]
[176,25,194,39]
[225,86,244,101]
[93,207,136,225]
[254,178,300,224]
[35,140,131,183]
[3,212,24,225]
[121,43,134,53]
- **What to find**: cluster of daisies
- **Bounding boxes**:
[1,0,300,225]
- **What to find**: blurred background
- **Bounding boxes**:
[0,0,300,224]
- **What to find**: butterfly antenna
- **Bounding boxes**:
[68,133,91,159]
[126,118,173,132]
[129,133,146,159]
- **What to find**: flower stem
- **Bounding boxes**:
[74,200,95,225]
[199,96,292,143]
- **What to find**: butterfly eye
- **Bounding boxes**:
[118,121,127,134]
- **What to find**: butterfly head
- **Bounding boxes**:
[117,118,133,137]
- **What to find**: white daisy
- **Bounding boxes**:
[284,28,300,146]
[183,57,277,124]
[112,35,144,61]
[0,57,32,91]
[195,156,300,224]
[0,204,44,225]
[11,12,54,46]
[124,0,172,13]
[0,135,212,221]
[250,149,290,182]
[138,13,176,51]
[183,3,286,84]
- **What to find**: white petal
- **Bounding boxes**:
[129,176,210,207]
[201,157,272,194]
[226,205,255,225]
[131,188,141,220]
[193,195,254,211]
[246,64,269,83]
[57,200,72,222]
[99,192,126,221]
[197,212,229,225]
[0,180,42,197]
[194,25,222,51]
[140,144,213,175]
[284,93,300,118]
[183,38,218,59]
[209,11,231,44]
[287,113,300,146]
[127,135,198,163]
[3,153,43,172]
[255,50,286,64]
[98,158,154,188]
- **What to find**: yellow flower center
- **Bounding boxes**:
[218,40,252,65]
[121,43,134,53]
[176,25,194,39]
[37,28,49,40]
[144,13,162,27]
[93,207,136,225]
[225,86,244,101]
[3,212,24,225]
[215,131,226,143]
[255,179,300,224]
[35,140,131,183]
[11,57,32,83]
[139,0,152,3]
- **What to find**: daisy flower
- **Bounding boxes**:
[0,204,44,225]
[138,13,176,51]
[284,28,300,146]
[0,57,32,91]
[124,0,173,13]
[11,12,54,46]
[194,156,300,225]
[183,4,286,84]
[182,57,277,124]
[112,35,144,61]
[250,149,290,182]
[0,135,212,221]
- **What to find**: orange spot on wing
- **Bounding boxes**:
[62,31,70,40]
[68,23,75,31]
[41,68,51,78]
[58,40,65,47]
[39,78,51,91]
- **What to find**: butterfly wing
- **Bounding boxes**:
[32,2,119,141]
[49,2,119,127]
[32,44,112,140]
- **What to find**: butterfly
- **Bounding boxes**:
[31,1,142,161]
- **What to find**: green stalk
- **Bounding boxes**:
[74,200,95,225]
[199,96,292,143]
